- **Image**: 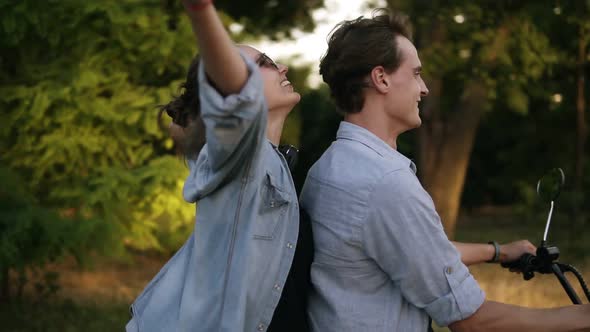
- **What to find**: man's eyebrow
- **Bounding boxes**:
[413,66,422,71]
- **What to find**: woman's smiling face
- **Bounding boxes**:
[240,45,301,112]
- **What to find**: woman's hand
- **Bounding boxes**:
[181,0,212,12]
[180,0,248,95]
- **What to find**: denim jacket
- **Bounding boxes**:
[126,53,300,332]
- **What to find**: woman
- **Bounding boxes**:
[126,1,312,331]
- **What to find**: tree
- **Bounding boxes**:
[460,2,590,239]
[203,0,322,38]
[560,2,590,225]
[0,0,324,294]
[534,2,590,230]
[382,0,560,237]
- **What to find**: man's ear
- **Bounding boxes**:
[369,66,389,93]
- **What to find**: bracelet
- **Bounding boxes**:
[184,0,213,11]
[487,241,501,263]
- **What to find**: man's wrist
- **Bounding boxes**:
[486,241,500,263]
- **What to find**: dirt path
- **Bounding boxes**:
[12,255,166,305]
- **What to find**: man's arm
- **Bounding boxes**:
[362,171,486,327]
[452,240,536,266]
[363,171,589,330]
[450,300,590,332]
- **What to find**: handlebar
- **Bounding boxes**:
[501,253,538,280]
[501,246,590,304]
[506,169,590,305]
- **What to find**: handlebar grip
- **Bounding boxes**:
[501,253,532,269]
[501,253,537,280]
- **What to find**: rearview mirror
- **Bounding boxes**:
[536,168,565,203]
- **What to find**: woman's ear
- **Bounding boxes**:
[369,66,389,93]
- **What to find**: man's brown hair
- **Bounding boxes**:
[319,9,412,114]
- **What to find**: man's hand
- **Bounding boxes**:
[499,240,536,264]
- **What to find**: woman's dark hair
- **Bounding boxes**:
[159,55,206,159]
[319,9,412,114]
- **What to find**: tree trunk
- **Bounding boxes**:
[419,83,487,239]
[0,266,9,302]
[415,21,509,239]
[574,27,587,210]
[571,26,589,238]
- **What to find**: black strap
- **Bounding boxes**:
[278,144,298,172]
[427,317,434,332]
[267,209,314,332]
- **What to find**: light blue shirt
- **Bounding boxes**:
[126,53,299,332]
[300,121,485,331]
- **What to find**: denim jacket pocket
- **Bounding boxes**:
[254,171,290,240]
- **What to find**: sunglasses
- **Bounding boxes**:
[256,53,279,70]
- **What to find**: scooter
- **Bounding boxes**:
[501,168,590,304]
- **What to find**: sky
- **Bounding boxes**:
[252,0,386,87]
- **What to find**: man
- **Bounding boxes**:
[299,9,590,331]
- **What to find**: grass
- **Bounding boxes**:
[1,254,164,332]
[0,299,129,332]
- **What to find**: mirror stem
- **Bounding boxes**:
[543,200,554,243]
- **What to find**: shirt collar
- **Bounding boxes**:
[336,121,417,174]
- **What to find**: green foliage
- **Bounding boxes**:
[0,1,197,257]
[415,2,557,114]
[0,0,323,278]
[0,166,107,299]
[451,2,590,214]
[212,0,324,39]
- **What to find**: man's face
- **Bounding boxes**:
[384,36,429,130]
[240,45,301,112]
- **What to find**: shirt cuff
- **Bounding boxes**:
[197,48,264,120]
[425,259,486,327]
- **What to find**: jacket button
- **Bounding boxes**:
[270,201,276,208]
[273,284,281,291]
[287,242,294,249]
[257,323,265,331]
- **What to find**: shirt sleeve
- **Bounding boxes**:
[360,169,485,327]
[182,50,268,202]
[198,49,267,173]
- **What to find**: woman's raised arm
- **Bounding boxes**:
[182,0,248,95]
